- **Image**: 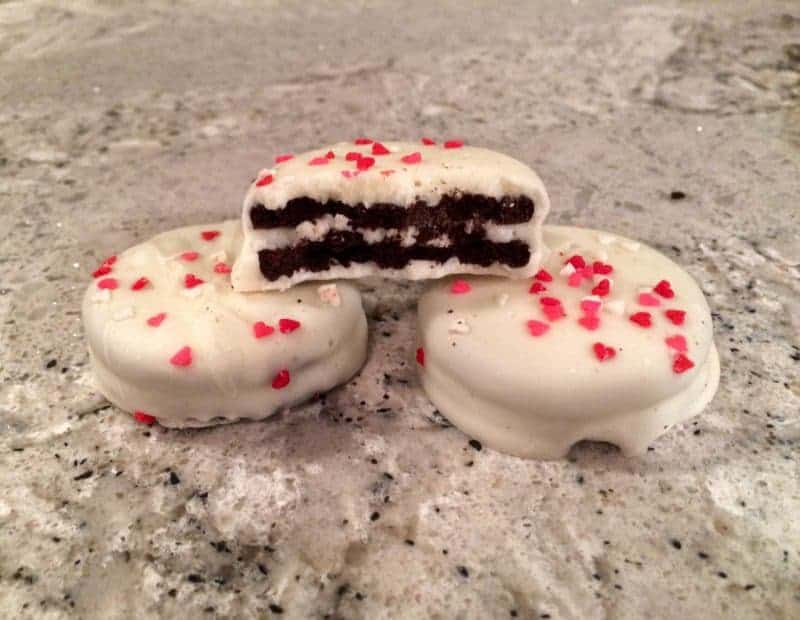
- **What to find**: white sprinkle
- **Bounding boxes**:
[497,293,509,307]
[638,286,654,296]
[210,250,227,264]
[621,240,641,252]
[605,299,626,315]
[181,285,204,299]
[72,262,80,269]
[581,295,603,306]
[317,283,341,307]
[448,319,471,335]
[598,233,616,245]
[387,145,400,153]
[91,289,111,303]
[559,263,576,277]
[112,306,135,321]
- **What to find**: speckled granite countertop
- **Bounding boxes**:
[1,1,798,618]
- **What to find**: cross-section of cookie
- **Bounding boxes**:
[416,225,720,459]
[232,139,551,291]
[81,220,368,428]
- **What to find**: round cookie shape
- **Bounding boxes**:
[82,221,368,428]
[416,225,720,459]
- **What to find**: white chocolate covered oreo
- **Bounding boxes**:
[233,139,550,291]
[416,225,720,459]
[82,221,368,428]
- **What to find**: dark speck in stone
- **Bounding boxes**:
[169,471,180,485]
[717,572,727,579]
[468,439,482,451]
[510,611,518,618]
[46,359,57,369]
[73,470,93,481]
[670,539,682,550]
[405,539,415,546]
[669,190,686,200]
[168,589,177,597]
[577,475,584,484]
[187,574,204,583]
[457,565,469,578]
[370,512,380,521]
[383,472,394,480]
[745,584,756,590]
[258,564,269,576]
[698,552,709,560]
[269,603,284,614]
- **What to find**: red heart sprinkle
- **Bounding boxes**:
[146,312,166,327]
[201,230,221,241]
[591,279,611,297]
[341,170,357,179]
[213,262,231,274]
[345,151,362,161]
[170,346,192,367]
[567,255,586,269]
[567,272,584,287]
[325,150,335,159]
[654,279,675,298]
[97,278,118,290]
[416,347,425,366]
[275,154,294,163]
[629,312,652,327]
[673,354,695,374]
[371,142,390,156]
[529,281,547,294]
[255,174,273,187]
[443,140,463,149]
[308,157,329,166]
[184,274,204,288]
[354,138,373,145]
[542,305,566,321]
[526,320,550,337]
[92,265,112,278]
[253,321,275,339]
[540,296,561,307]
[580,299,602,314]
[401,152,422,164]
[181,251,199,261]
[356,156,375,171]
[272,369,291,389]
[421,137,436,145]
[579,315,601,331]
[131,277,149,291]
[638,292,661,307]
[535,269,553,282]
[102,255,118,267]
[279,318,301,333]
[450,280,471,294]
[133,411,156,425]
[593,342,617,362]
[665,309,686,325]
[592,261,613,274]
[665,334,688,352]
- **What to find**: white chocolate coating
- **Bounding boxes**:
[82,221,368,428]
[233,140,551,291]
[416,225,720,459]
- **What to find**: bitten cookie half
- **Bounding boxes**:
[82,221,368,428]
[416,225,720,459]
[232,139,550,291]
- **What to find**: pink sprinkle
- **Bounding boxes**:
[673,354,695,374]
[170,346,192,367]
[593,342,616,362]
[578,315,601,331]
[279,318,301,334]
[526,319,550,337]
[638,292,661,307]
[201,230,221,241]
[416,347,425,366]
[580,299,602,314]
[146,312,166,327]
[371,142,390,156]
[325,150,335,159]
[665,334,688,353]
[535,269,553,282]
[133,411,156,426]
[97,278,118,290]
[345,151,362,161]
[253,321,275,339]
[443,140,463,149]
[629,312,652,328]
[92,265,112,278]
[184,274,204,288]
[592,279,611,297]
[213,262,232,274]
[567,272,584,287]
[255,174,273,187]
[421,137,436,145]
[356,156,375,171]
[272,369,291,389]
[665,309,686,326]
[308,157,329,166]
[529,281,547,294]
[131,277,149,291]
[567,255,586,269]
[654,279,675,298]
[341,170,360,179]
[540,296,562,307]
[450,280,471,294]
[542,305,566,321]
[275,154,294,164]
[381,170,395,177]
[181,251,199,262]
[354,138,373,145]
[593,261,614,275]
[401,152,422,164]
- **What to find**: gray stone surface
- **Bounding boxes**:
[1,1,798,618]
